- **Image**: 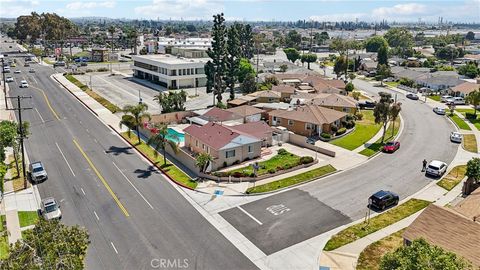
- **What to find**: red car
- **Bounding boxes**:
[383,141,400,153]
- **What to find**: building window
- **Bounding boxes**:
[206,147,209,153]
[288,120,294,126]
[272,116,277,121]
[248,145,253,153]
[196,140,198,147]
[306,123,312,130]
[343,108,349,113]
[225,150,235,158]
[202,144,205,150]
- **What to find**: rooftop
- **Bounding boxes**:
[184,122,259,150]
[132,54,210,65]
[226,105,265,117]
[269,104,347,125]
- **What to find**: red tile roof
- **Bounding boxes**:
[184,122,240,150]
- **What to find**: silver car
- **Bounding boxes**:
[450,132,462,143]
[426,160,448,177]
[40,197,62,220]
[29,161,47,182]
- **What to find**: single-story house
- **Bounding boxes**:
[192,107,243,125]
[227,95,258,107]
[268,104,347,137]
[403,204,480,268]
[391,66,427,81]
[450,81,480,97]
[271,84,296,101]
[248,90,282,103]
[416,75,464,91]
[290,93,358,114]
[228,121,274,147]
[226,105,265,123]
[252,102,291,112]
[303,75,346,94]
[184,122,262,169]
[360,59,378,72]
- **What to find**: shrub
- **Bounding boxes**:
[354,112,363,120]
[86,69,94,73]
[223,161,227,168]
[321,133,331,139]
[97,67,108,72]
[277,148,288,155]
[232,171,245,178]
[331,125,338,133]
[346,115,354,121]
[341,120,347,127]
[300,156,314,164]
[268,168,276,174]
[213,171,230,177]
[249,173,255,177]
[466,112,477,120]
[346,120,355,129]
[284,164,292,170]
[336,127,347,135]
[276,166,284,171]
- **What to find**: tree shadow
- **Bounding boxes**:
[106,145,133,155]
[134,165,159,179]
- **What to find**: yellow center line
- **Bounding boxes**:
[31,85,60,120]
[73,139,130,217]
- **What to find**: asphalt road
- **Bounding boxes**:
[2,39,257,270]
[221,77,458,255]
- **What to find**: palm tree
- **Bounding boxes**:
[195,153,213,173]
[119,114,135,138]
[147,124,178,165]
[120,103,150,144]
[108,25,116,54]
[467,89,480,116]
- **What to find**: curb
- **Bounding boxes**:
[50,74,99,117]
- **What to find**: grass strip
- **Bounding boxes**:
[427,95,441,102]
[356,229,405,270]
[463,134,477,153]
[246,165,336,194]
[448,114,471,130]
[121,132,197,189]
[323,199,430,251]
[437,165,466,191]
[64,74,120,113]
[17,211,39,228]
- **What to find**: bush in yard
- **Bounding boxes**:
[341,120,347,127]
[223,161,227,168]
[336,127,347,135]
[300,156,314,164]
[268,168,276,174]
[321,133,331,139]
[331,125,338,133]
[284,164,292,170]
[232,171,245,178]
[276,166,284,171]
[346,120,355,129]
[277,148,288,155]
[466,112,477,119]
[346,115,354,121]
[355,112,364,120]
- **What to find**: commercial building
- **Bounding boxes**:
[131,54,208,89]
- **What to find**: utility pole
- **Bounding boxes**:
[1,57,7,109]
[7,96,32,189]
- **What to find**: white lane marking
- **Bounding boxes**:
[112,161,154,209]
[34,108,45,123]
[80,188,86,195]
[237,206,263,225]
[30,75,38,84]
[93,211,100,221]
[110,242,118,254]
[55,142,76,177]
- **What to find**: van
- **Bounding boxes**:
[441,95,452,102]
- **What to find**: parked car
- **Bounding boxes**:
[10,63,16,67]
[53,61,66,67]
[369,190,399,210]
[450,132,462,143]
[29,161,47,182]
[446,97,465,105]
[24,62,30,67]
[441,95,453,103]
[28,68,35,73]
[20,80,29,88]
[3,67,10,73]
[306,137,316,145]
[358,100,376,109]
[5,77,13,83]
[426,160,448,177]
[406,93,419,100]
[433,107,446,115]
[39,197,61,220]
[383,141,400,153]
[13,70,20,74]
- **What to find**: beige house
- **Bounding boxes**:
[226,105,265,123]
[248,90,282,103]
[271,85,296,101]
[290,93,358,114]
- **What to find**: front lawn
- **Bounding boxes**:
[463,134,478,153]
[385,82,400,88]
[455,109,480,130]
[227,149,302,177]
[0,215,8,260]
[427,95,441,102]
[330,110,382,150]
[121,132,197,189]
[360,117,401,157]
[246,165,336,194]
[18,211,39,228]
[357,229,405,270]
[437,165,466,191]
[323,199,430,251]
[448,114,471,130]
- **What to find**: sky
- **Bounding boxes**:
[0,0,479,23]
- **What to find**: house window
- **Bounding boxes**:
[196,140,198,147]
[273,116,277,121]
[268,98,275,102]
[202,144,205,150]
[248,145,253,153]
[343,108,349,113]
[206,147,209,153]
[288,119,294,126]
[306,123,312,130]
[225,150,235,158]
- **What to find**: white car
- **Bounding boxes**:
[426,160,448,177]
[441,95,453,103]
[450,132,462,143]
[446,97,466,105]
[13,70,21,74]
[39,197,62,220]
[433,107,446,115]
[20,80,29,88]
[5,77,14,83]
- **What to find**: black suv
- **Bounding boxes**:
[369,190,399,210]
[358,100,376,109]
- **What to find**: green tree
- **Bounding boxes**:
[301,53,317,69]
[195,152,213,173]
[389,102,402,137]
[236,23,254,59]
[384,27,414,57]
[377,44,389,66]
[458,62,480,79]
[466,31,475,41]
[285,30,301,49]
[345,82,354,92]
[352,91,361,101]
[374,92,394,143]
[0,219,90,270]
[226,25,240,100]
[237,58,255,83]
[466,89,480,115]
[380,238,472,270]
[119,115,136,138]
[120,103,151,145]
[241,73,257,94]
[376,64,392,86]
[108,25,116,54]
[153,91,187,113]
[147,123,178,165]
[206,13,227,105]
[314,31,329,45]
[365,36,388,52]
[205,60,215,93]
[279,64,288,73]
[466,157,480,183]
[333,55,347,79]
[283,48,301,63]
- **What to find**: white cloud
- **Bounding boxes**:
[372,3,427,18]
[66,1,116,10]
[134,0,224,20]
[0,0,39,17]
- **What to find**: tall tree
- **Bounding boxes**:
[466,31,475,41]
[241,73,257,94]
[466,157,480,184]
[376,64,392,86]
[237,58,255,83]
[205,60,215,94]
[333,55,347,79]
[108,25,116,54]
[384,27,414,57]
[195,152,213,173]
[467,89,480,116]
[380,239,472,270]
[206,13,227,105]
[120,103,151,144]
[0,219,90,270]
[374,92,395,143]
[301,53,317,69]
[365,36,388,52]
[285,30,302,49]
[147,123,178,165]
[283,48,301,63]
[377,44,389,66]
[226,25,240,100]
[236,23,254,59]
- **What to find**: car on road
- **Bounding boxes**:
[3,67,10,73]
[29,161,47,182]
[383,141,400,153]
[441,95,453,102]
[406,93,419,100]
[53,61,66,67]
[433,107,446,115]
[24,62,30,67]
[6,77,13,83]
[20,80,29,88]
[450,132,462,143]
[10,63,16,67]
[357,100,376,109]
[29,68,35,73]
[426,160,448,177]
[14,70,21,74]
[39,197,61,220]
[369,190,399,210]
